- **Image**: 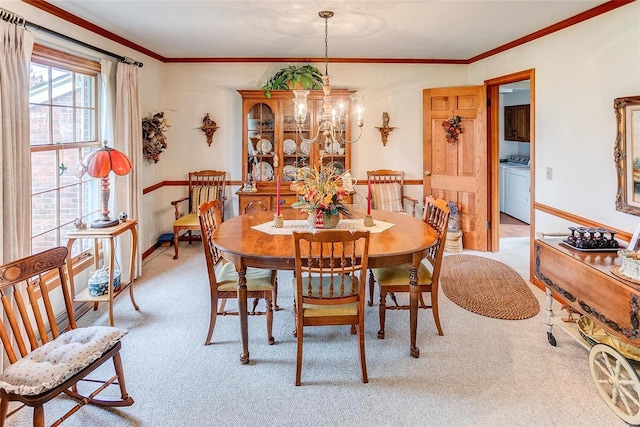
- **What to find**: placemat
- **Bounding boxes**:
[252,218,395,235]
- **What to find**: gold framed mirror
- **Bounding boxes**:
[615,96,640,215]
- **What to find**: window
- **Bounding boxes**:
[30,45,101,256]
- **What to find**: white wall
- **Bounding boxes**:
[469,2,640,236]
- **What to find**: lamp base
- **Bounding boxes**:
[91,218,120,228]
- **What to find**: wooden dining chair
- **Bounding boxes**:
[244,200,268,214]
[199,199,277,346]
[369,196,450,339]
[292,229,370,386]
[365,169,418,307]
[366,169,418,217]
[171,170,226,259]
[0,247,133,427]
[243,199,279,310]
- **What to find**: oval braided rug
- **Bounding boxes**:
[440,254,539,320]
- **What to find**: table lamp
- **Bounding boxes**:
[77,141,133,228]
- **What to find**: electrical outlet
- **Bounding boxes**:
[546,167,553,180]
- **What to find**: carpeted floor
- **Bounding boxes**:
[4,238,625,426]
[440,254,539,320]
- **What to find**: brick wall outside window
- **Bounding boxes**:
[30,46,101,256]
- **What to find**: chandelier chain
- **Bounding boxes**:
[292,10,364,146]
[324,14,329,76]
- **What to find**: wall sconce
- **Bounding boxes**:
[376,112,395,146]
[200,113,219,146]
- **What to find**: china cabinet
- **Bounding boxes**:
[237,89,355,213]
[504,104,530,142]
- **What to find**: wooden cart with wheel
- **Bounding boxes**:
[589,343,640,424]
[535,237,640,424]
[577,315,640,424]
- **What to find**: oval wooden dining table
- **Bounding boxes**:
[212,207,438,364]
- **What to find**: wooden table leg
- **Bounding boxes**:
[128,226,139,310]
[173,227,179,260]
[236,266,250,364]
[107,238,116,327]
[409,264,420,358]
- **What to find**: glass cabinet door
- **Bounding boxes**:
[282,100,312,181]
[312,96,350,176]
[247,102,275,183]
[239,89,354,193]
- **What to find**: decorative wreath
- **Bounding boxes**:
[142,112,171,163]
[442,115,463,144]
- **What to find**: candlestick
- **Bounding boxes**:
[276,176,281,216]
[364,215,374,227]
[367,177,371,215]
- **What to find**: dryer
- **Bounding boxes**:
[500,155,530,224]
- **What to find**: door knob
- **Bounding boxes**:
[424,170,431,176]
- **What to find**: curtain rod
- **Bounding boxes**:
[0,7,143,68]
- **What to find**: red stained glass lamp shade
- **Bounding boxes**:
[77,141,133,228]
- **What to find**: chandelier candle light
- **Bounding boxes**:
[293,11,364,146]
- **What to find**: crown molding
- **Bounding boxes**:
[22,0,634,65]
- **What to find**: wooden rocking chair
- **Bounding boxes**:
[0,247,133,427]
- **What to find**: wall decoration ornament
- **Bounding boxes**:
[375,112,395,146]
[142,112,171,163]
[200,113,219,146]
[442,115,463,144]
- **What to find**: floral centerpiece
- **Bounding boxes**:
[142,112,171,163]
[442,115,463,144]
[291,159,350,228]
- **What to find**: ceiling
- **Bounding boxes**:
[39,0,620,62]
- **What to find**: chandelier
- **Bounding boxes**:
[293,11,364,146]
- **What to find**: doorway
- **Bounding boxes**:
[485,70,535,261]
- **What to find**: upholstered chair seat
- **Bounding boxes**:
[0,327,125,396]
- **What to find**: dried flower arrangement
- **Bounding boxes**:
[291,160,350,217]
[442,115,463,144]
[142,112,171,163]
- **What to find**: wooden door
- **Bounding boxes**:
[423,86,487,251]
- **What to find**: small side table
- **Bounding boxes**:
[65,220,140,326]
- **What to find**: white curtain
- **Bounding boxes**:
[0,21,34,264]
[115,62,142,278]
[100,59,116,146]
